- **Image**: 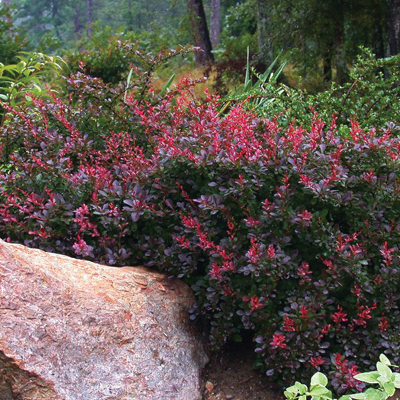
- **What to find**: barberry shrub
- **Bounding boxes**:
[0,64,400,395]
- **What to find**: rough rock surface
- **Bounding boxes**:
[0,240,208,400]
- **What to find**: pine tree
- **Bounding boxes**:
[388,0,400,55]
[187,0,214,65]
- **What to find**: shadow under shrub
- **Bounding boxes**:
[0,68,400,396]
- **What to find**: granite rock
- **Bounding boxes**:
[0,240,208,400]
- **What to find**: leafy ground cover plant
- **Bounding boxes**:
[0,52,400,396]
[284,354,400,400]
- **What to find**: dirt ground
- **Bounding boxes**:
[201,342,400,400]
[202,341,285,400]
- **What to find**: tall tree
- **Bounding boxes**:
[210,0,221,47]
[49,0,62,39]
[125,0,134,31]
[187,0,214,66]
[388,0,400,55]
[263,0,388,84]
[322,0,346,83]
[256,0,273,65]
[87,0,93,37]
[74,1,83,38]
[8,0,71,45]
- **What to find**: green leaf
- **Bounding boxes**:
[160,74,175,96]
[377,362,392,378]
[286,385,300,395]
[324,390,333,399]
[257,50,282,86]
[354,372,380,384]
[379,355,391,366]
[349,394,365,400]
[284,390,297,399]
[394,373,400,388]
[311,373,328,387]
[377,375,390,385]
[16,61,26,73]
[364,388,386,400]
[0,76,15,82]
[270,60,288,84]
[244,46,250,90]
[124,68,134,102]
[295,382,308,394]
[383,382,395,396]
[284,390,296,399]
[309,386,330,396]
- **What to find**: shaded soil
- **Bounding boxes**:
[202,341,285,400]
[201,341,400,400]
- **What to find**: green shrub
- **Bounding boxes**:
[222,48,400,133]
[217,0,258,62]
[64,24,193,85]
[63,25,139,84]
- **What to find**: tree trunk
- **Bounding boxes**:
[375,23,385,59]
[126,0,134,31]
[323,53,332,83]
[74,2,82,39]
[50,0,62,40]
[257,0,273,66]
[86,0,93,38]
[335,47,348,83]
[187,0,214,66]
[50,0,58,18]
[387,0,400,55]
[210,0,221,48]
[333,4,348,84]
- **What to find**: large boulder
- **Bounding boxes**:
[0,240,208,400]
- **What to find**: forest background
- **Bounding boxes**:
[1,0,400,91]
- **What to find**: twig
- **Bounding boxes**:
[235,376,256,385]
